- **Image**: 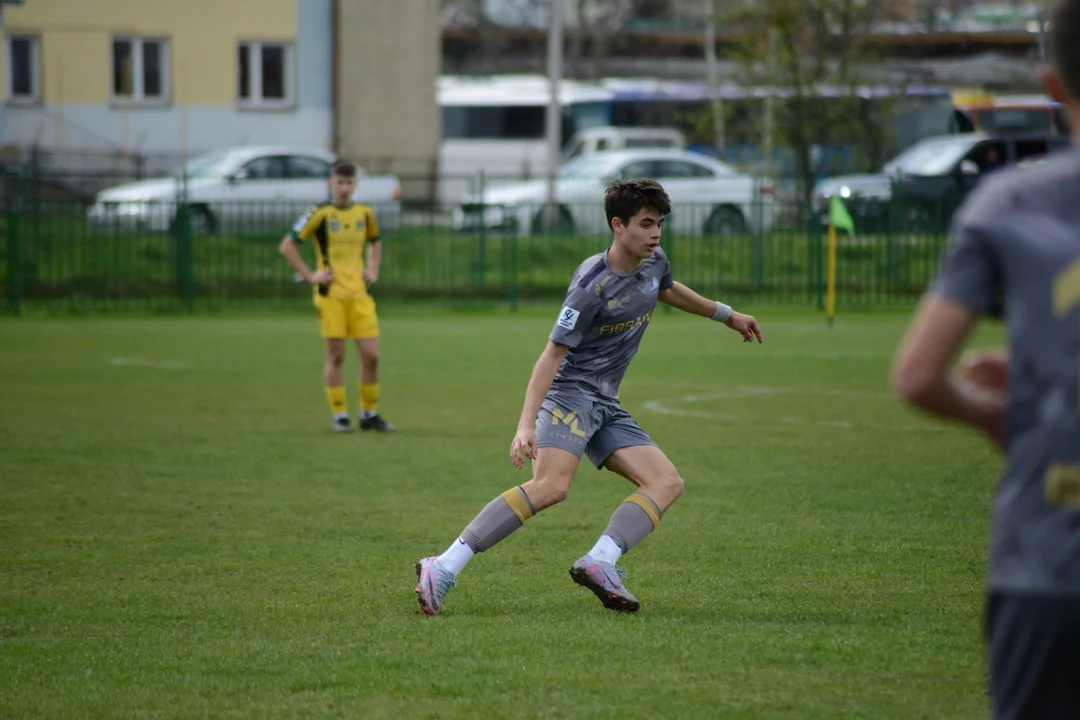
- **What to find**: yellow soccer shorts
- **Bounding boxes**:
[314,294,379,339]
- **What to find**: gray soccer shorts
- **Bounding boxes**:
[534,385,656,469]
[986,590,1080,719]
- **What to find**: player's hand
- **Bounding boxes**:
[957,349,1008,454]
[724,311,763,343]
[310,269,333,285]
[958,348,1009,392]
[363,268,378,284]
[510,428,537,469]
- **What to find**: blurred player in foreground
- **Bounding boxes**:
[892,2,1080,715]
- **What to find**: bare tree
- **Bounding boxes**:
[565,0,638,79]
[725,0,896,208]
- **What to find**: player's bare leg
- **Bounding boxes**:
[354,337,394,432]
[416,447,580,615]
[324,338,351,432]
[570,445,684,612]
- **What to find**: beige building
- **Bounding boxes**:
[0,0,440,198]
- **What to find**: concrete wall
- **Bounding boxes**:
[336,0,440,197]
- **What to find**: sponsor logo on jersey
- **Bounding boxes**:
[599,311,653,337]
[556,306,580,330]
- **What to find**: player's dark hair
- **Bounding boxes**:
[330,159,357,178]
[1050,0,1080,98]
[604,178,671,232]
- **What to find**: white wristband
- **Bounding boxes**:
[711,301,733,322]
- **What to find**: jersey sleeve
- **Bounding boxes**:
[290,206,322,243]
[931,216,1002,316]
[549,281,602,349]
[658,248,674,290]
[366,207,381,242]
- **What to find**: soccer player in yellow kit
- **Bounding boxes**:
[278,159,395,433]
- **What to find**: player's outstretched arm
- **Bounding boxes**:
[279,235,332,285]
[658,281,763,343]
[891,294,1005,448]
[510,341,569,469]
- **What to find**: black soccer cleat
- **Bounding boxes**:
[359,414,396,432]
[332,417,355,433]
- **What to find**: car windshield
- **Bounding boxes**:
[558,155,616,178]
[179,151,242,179]
[883,137,979,176]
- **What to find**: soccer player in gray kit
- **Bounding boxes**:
[416,178,763,615]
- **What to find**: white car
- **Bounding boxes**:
[452,149,774,236]
[87,146,402,234]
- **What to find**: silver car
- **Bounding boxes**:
[453,149,775,236]
[87,146,402,234]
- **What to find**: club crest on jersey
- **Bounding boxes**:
[329,219,342,232]
[649,277,660,292]
[556,306,580,330]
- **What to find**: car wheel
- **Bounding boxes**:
[704,205,746,236]
[531,205,575,235]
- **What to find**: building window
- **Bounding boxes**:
[238,42,294,108]
[5,35,40,103]
[112,37,169,104]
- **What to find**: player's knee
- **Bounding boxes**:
[666,471,685,500]
[327,347,345,367]
[651,468,684,502]
[524,470,573,508]
[535,484,569,508]
[362,353,379,371]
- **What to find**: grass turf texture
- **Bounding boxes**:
[0,307,1001,718]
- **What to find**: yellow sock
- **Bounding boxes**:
[325,386,347,416]
[360,382,379,414]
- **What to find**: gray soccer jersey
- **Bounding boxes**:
[933,144,1080,595]
[548,248,674,400]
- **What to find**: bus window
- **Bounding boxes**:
[975,108,1053,134]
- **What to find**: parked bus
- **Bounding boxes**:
[437,75,614,204]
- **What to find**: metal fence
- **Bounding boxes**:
[0,169,950,315]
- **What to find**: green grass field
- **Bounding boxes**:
[0,306,1004,718]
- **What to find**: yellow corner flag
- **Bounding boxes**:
[826,196,855,327]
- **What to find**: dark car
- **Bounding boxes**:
[812,132,1072,232]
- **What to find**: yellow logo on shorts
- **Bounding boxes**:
[551,408,586,437]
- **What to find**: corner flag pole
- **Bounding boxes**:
[826,195,854,328]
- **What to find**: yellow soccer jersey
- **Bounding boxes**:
[291,203,381,299]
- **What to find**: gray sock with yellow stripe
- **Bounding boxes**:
[599,492,662,557]
[448,486,535,569]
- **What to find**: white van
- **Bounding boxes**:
[437,75,614,205]
[562,126,686,162]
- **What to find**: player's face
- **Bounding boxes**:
[328,173,357,205]
[613,207,664,259]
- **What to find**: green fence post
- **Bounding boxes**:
[475,170,486,290]
[813,213,824,311]
[6,167,25,315]
[753,180,765,292]
[508,221,519,312]
[174,171,195,313]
